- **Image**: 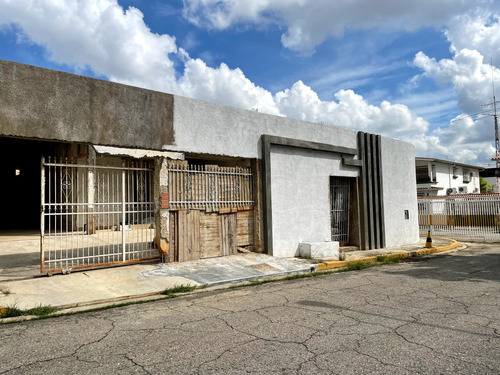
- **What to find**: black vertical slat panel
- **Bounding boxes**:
[365,133,375,250]
[371,134,380,248]
[377,135,386,248]
[261,135,274,255]
[357,132,369,250]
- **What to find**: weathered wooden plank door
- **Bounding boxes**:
[174,210,201,262]
[200,213,221,258]
[220,213,237,256]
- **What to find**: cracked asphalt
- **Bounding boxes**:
[1,243,499,374]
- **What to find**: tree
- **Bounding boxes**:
[480,177,495,194]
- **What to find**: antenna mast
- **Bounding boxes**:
[492,63,500,193]
[483,61,500,192]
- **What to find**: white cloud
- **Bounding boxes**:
[414,48,500,114]
[0,0,179,92]
[275,81,428,138]
[406,11,500,164]
[445,12,500,68]
[408,114,496,165]
[0,0,427,136]
[178,58,281,115]
[1,0,496,165]
[182,0,498,52]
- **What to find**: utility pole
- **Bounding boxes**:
[482,63,500,192]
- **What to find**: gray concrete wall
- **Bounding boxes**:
[0,60,174,149]
[0,61,420,252]
[171,95,358,159]
[380,137,419,247]
[270,145,359,257]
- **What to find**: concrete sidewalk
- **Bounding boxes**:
[0,237,460,318]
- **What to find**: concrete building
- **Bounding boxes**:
[0,59,419,274]
[416,157,481,197]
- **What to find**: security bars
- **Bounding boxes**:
[41,157,158,274]
[167,162,254,210]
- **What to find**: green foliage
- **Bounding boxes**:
[163,284,196,296]
[480,177,495,194]
[344,260,375,271]
[0,304,57,318]
[376,255,401,264]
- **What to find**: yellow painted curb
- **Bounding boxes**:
[317,239,459,271]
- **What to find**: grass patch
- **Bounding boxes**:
[376,255,401,265]
[343,260,376,271]
[162,284,196,296]
[339,254,346,261]
[339,256,401,272]
[0,304,57,319]
[1,289,11,295]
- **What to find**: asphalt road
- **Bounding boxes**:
[1,243,499,374]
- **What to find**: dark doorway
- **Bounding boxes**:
[330,176,360,247]
[0,138,59,230]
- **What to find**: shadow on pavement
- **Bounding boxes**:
[388,251,500,283]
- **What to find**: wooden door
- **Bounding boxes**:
[220,213,237,256]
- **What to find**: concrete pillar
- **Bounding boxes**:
[87,145,96,234]
[251,159,264,253]
[154,157,170,261]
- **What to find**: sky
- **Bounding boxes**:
[1,1,500,166]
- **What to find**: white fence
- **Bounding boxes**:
[418,196,500,241]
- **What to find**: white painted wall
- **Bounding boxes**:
[381,138,420,247]
[170,95,420,253]
[269,145,358,257]
[170,96,358,159]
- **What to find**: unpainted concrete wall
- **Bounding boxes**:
[269,145,359,257]
[0,60,174,149]
[381,137,419,247]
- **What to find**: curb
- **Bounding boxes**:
[317,239,459,271]
[1,240,460,323]
[0,268,315,323]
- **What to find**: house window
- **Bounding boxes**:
[463,169,470,183]
[416,166,431,183]
[452,167,458,179]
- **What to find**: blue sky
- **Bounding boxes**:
[1,0,500,165]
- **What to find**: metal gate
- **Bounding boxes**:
[41,157,158,274]
[331,177,350,245]
[418,196,500,241]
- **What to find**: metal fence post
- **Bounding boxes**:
[122,167,126,262]
[40,156,45,274]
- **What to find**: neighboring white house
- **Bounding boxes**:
[416,157,481,196]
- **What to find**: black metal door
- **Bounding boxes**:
[331,177,350,245]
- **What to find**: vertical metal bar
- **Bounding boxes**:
[40,157,45,274]
[122,168,126,262]
[47,157,51,272]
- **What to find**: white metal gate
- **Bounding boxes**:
[418,196,500,241]
[41,157,158,274]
